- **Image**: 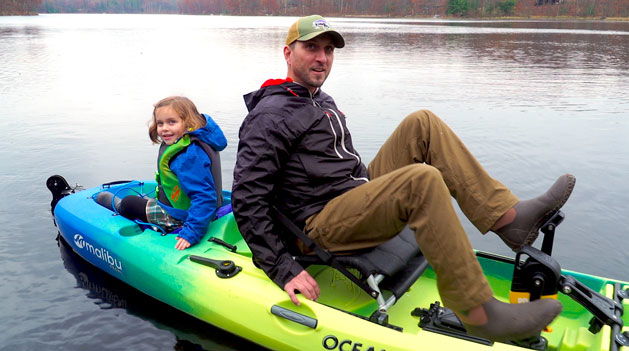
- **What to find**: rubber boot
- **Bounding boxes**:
[95,191,121,211]
[494,174,576,251]
[461,297,562,342]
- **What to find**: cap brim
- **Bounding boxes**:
[298,30,345,48]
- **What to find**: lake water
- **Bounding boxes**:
[0,14,627,350]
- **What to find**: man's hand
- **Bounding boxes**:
[283,270,320,305]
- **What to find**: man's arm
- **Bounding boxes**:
[232,111,317,303]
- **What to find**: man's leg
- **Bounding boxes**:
[306,164,562,342]
[368,109,518,233]
[367,110,575,251]
[305,164,492,313]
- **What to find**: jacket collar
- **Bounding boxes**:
[244,78,325,112]
[260,77,319,98]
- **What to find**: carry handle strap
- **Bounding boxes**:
[271,207,379,298]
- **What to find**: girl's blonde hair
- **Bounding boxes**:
[148,96,206,144]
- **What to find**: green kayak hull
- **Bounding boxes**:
[52,180,629,351]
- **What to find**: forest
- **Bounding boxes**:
[1,0,627,18]
[1,0,43,15]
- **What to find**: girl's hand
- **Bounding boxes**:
[175,237,191,250]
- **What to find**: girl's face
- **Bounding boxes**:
[155,106,186,145]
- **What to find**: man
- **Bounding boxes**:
[232,15,575,342]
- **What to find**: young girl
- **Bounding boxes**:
[97,96,227,250]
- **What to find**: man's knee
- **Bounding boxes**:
[399,164,451,203]
[403,109,435,124]
[404,164,445,185]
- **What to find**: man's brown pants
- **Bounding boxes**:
[304,110,519,312]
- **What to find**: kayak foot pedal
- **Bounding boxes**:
[413,301,550,349]
[189,255,241,278]
[509,336,548,350]
[413,302,493,346]
[539,210,564,256]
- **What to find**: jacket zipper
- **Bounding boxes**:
[326,108,362,163]
[310,91,368,183]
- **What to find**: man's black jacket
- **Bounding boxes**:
[232,79,368,288]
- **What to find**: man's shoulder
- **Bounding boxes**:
[249,94,293,115]
[245,95,321,127]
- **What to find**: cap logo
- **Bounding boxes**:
[312,19,330,31]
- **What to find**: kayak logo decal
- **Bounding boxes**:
[73,234,123,272]
[322,335,385,351]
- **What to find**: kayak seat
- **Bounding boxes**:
[272,207,429,326]
[295,227,427,300]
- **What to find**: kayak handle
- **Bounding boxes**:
[208,237,237,252]
[102,180,134,188]
[271,305,317,329]
[189,255,241,278]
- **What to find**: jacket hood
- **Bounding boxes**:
[189,114,227,151]
[243,78,316,112]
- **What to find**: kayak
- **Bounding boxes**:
[56,230,260,351]
[47,176,629,351]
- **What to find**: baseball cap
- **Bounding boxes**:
[285,15,345,48]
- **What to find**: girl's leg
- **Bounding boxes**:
[118,195,149,222]
[95,192,149,222]
[95,191,121,211]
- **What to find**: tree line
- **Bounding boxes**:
[38,0,178,13]
[2,0,627,18]
[1,0,43,15]
[32,0,448,16]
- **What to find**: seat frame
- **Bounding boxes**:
[272,207,428,325]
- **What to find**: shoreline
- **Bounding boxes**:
[0,12,39,16]
[451,15,629,21]
[2,12,627,21]
[339,14,629,21]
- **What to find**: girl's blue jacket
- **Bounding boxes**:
[158,114,227,245]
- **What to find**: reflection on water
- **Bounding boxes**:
[0,14,627,350]
[56,236,264,351]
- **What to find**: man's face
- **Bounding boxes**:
[284,35,335,93]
